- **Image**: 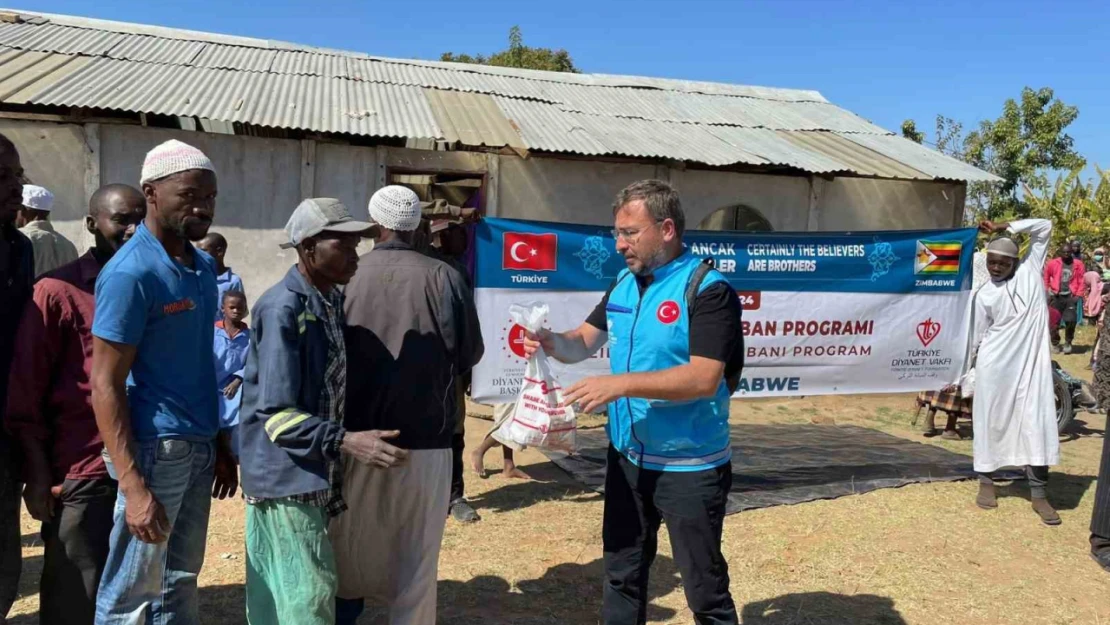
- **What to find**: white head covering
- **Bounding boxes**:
[21,184,53,211]
[368,185,421,232]
[985,237,1019,258]
[140,140,215,185]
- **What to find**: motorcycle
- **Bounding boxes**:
[1053,361,1099,433]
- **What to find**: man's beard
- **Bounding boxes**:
[630,247,667,276]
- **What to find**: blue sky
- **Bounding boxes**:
[24,0,1110,178]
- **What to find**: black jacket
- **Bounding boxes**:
[343,239,484,449]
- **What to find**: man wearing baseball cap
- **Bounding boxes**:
[332,186,484,625]
[17,184,78,277]
[91,139,238,625]
[239,198,407,625]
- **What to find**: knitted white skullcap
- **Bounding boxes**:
[21,184,54,211]
[986,237,1019,259]
[368,185,421,232]
[139,140,215,185]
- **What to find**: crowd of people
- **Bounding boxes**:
[0,128,1106,625]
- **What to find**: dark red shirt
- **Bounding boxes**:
[5,251,108,481]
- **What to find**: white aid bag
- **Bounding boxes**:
[492,303,577,453]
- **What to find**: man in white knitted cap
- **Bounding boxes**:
[956,219,1062,525]
[333,185,484,625]
[91,139,238,625]
[16,184,78,277]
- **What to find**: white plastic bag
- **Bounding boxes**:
[492,303,577,453]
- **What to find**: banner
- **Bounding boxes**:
[471,217,978,403]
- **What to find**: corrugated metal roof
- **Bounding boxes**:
[841,133,1001,182]
[0,9,1002,183]
[191,44,275,72]
[104,34,205,65]
[0,47,88,102]
[0,21,124,56]
[702,127,849,174]
[26,56,439,137]
[779,131,930,180]
[424,88,525,149]
[270,49,347,78]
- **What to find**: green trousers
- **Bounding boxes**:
[246,499,337,625]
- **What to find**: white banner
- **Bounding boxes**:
[472,288,971,402]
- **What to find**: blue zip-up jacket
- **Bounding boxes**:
[605,251,733,472]
[239,265,345,500]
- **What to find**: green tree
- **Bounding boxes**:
[903,88,1084,221]
[1024,165,1110,250]
[964,87,1084,219]
[900,120,925,144]
[441,26,580,73]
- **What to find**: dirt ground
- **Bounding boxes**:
[9,327,1110,624]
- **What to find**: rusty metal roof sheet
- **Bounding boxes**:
[842,133,1002,182]
[424,88,525,149]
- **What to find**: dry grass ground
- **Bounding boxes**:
[9,328,1110,624]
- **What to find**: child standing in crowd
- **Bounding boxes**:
[214,290,250,459]
[198,232,246,322]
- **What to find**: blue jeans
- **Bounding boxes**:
[96,439,215,625]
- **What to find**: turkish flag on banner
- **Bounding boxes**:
[502,232,558,271]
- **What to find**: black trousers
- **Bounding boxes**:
[1092,418,1110,543]
[979,466,1049,498]
[450,432,466,502]
[40,477,117,625]
[1051,295,1078,345]
[602,446,737,625]
[0,436,20,619]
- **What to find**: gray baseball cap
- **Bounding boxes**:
[280,198,373,249]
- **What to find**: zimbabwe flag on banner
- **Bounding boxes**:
[914,240,962,274]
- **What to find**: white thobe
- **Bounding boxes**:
[966,219,1060,473]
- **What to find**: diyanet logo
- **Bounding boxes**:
[916,319,941,347]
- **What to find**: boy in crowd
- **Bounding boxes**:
[198,232,245,322]
[213,290,250,460]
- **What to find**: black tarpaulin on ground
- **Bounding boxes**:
[544,424,976,514]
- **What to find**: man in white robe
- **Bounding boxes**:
[964,218,1061,525]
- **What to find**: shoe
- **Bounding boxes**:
[1063,343,1073,355]
[941,430,962,441]
[449,498,481,523]
[976,482,997,509]
[1031,497,1061,526]
[920,410,937,436]
[1091,550,1110,573]
[1052,344,1063,354]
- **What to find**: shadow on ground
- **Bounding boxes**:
[741,592,907,625]
[1062,415,1106,441]
[988,472,1097,511]
[8,583,247,625]
[429,555,680,625]
[469,461,601,514]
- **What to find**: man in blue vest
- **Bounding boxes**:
[524,179,743,625]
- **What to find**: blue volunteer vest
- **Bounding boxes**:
[604,251,733,472]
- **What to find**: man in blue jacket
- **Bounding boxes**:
[524,180,743,625]
[238,198,407,625]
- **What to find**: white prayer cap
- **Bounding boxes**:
[21,184,53,211]
[986,237,1019,258]
[367,185,421,232]
[139,140,215,185]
